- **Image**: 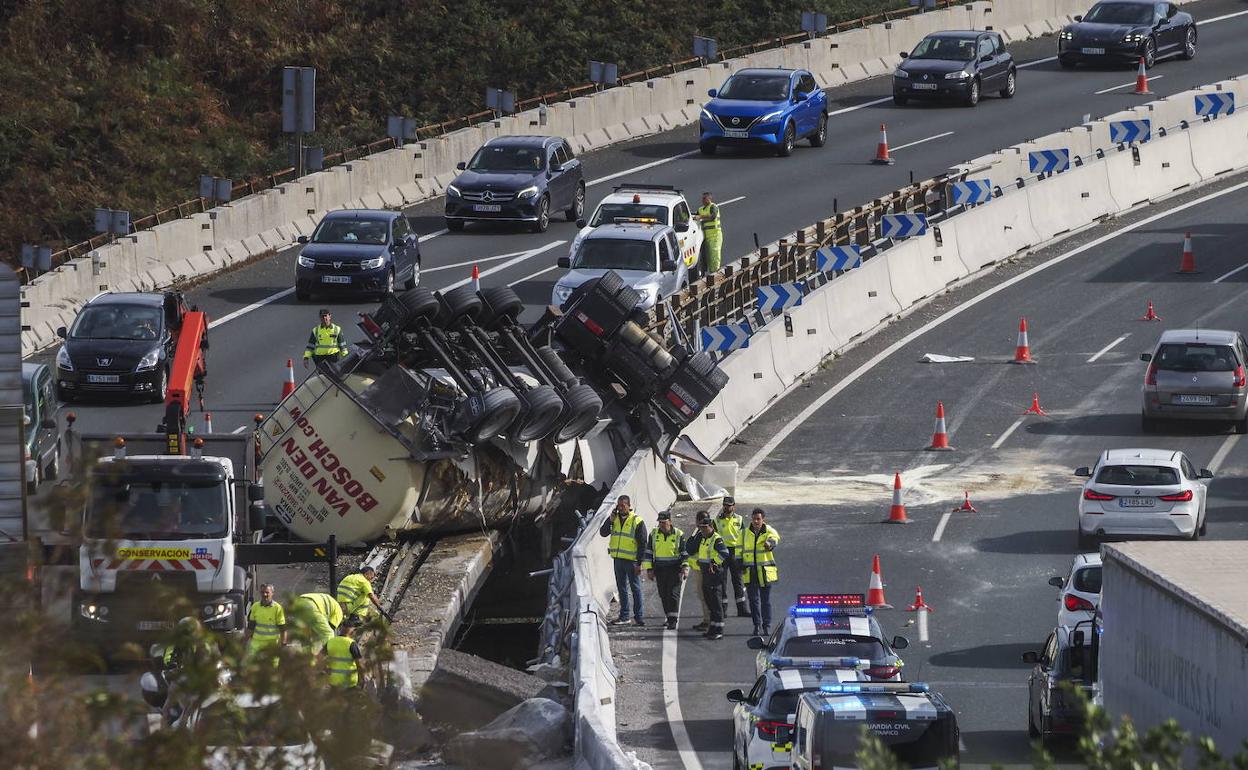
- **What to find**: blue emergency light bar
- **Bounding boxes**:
[791,593,870,616]
[819,683,930,694]
[772,656,867,669]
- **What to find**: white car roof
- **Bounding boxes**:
[1072,552,1103,568]
[1100,448,1181,465]
[600,190,684,205]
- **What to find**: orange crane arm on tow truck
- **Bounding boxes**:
[163,309,209,455]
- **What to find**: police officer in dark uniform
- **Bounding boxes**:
[643,511,688,630]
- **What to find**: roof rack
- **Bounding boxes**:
[610,217,662,225]
[612,183,681,194]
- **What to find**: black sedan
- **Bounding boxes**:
[1023,622,1098,744]
[1058,0,1196,69]
[893,30,1015,107]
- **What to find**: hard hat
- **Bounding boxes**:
[319,308,331,316]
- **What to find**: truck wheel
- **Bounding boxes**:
[399,287,440,327]
[514,386,566,442]
[554,383,603,442]
[479,286,524,330]
[536,346,578,386]
[469,387,523,443]
[437,285,484,327]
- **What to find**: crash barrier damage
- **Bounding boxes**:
[561,74,1248,767]
[23,0,1104,358]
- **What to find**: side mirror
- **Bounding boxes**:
[1074,630,1086,648]
[456,162,466,171]
[891,635,910,650]
[575,219,587,228]
[1022,651,1039,664]
[674,221,689,233]
[792,91,809,103]
[297,235,309,245]
[248,483,265,502]
[980,55,993,63]
[248,502,266,534]
[746,636,766,650]
[1199,468,1214,479]
[140,671,168,710]
[551,162,563,173]
[707,88,718,98]
[557,257,571,269]
[1074,466,1092,477]
[1139,352,1152,362]
[1048,576,1065,588]
[726,688,745,703]
[660,259,678,272]
[899,51,909,58]
[1073,14,1082,21]
[40,417,57,430]
[56,326,68,339]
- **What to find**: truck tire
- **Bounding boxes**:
[536,345,578,386]
[554,383,603,442]
[513,385,566,442]
[399,287,440,329]
[479,286,524,330]
[437,285,484,327]
[686,350,731,390]
[468,387,523,443]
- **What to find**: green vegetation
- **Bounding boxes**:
[0,0,912,259]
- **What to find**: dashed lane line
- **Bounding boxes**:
[1094,76,1163,95]
[507,264,560,288]
[1207,434,1239,475]
[444,241,566,290]
[990,417,1025,450]
[932,511,954,543]
[1212,262,1248,283]
[890,131,955,153]
[422,248,533,274]
[1087,333,1130,363]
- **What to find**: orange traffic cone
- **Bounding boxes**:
[884,473,910,524]
[1022,392,1048,416]
[281,358,296,399]
[471,264,481,292]
[1177,233,1198,274]
[867,555,892,609]
[952,491,978,513]
[926,401,954,451]
[1133,57,1151,95]
[872,123,895,166]
[907,586,932,613]
[1011,317,1036,365]
[204,412,214,434]
[1140,300,1162,321]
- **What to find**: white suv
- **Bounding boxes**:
[571,184,705,276]
[1074,448,1211,550]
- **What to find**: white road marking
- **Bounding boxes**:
[231,425,248,434]
[1087,333,1130,363]
[507,264,560,288]
[444,241,567,290]
[718,195,747,206]
[417,228,448,243]
[991,417,1025,450]
[1094,76,1164,95]
[422,248,533,274]
[208,288,294,329]
[1207,434,1239,474]
[932,511,953,543]
[1213,263,1248,283]
[588,151,700,187]
[739,178,1248,481]
[890,131,955,153]
[1199,8,1248,24]
[663,579,705,770]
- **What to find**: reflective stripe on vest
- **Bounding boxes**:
[741,525,780,585]
[698,203,721,232]
[307,324,343,357]
[714,513,744,549]
[326,636,358,687]
[301,593,343,629]
[608,513,641,560]
[646,530,684,568]
[248,602,285,647]
[336,574,372,613]
[696,533,725,567]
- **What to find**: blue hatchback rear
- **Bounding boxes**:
[699,68,828,157]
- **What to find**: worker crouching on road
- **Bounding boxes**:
[643,511,689,630]
[687,515,730,640]
[245,583,287,656]
[337,566,384,622]
[741,508,782,637]
[304,308,347,368]
[324,616,365,689]
[715,496,750,619]
[600,495,648,626]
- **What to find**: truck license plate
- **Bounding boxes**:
[723,130,749,139]
[1081,47,1105,55]
[138,620,172,631]
[87,374,120,383]
[913,83,938,90]
[473,204,502,212]
[1176,394,1212,405]
[1120,497,1155,507]
[321,275,351,284]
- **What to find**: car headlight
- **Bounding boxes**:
[135,347,161,372]
[757,109,785,125]
[945,70,970,80]
[1123,32,1144,43]
[297,254,315,268]
[1060,30,1073,40]
[553,285,575,304]
[516,185,539,199]
[893,69,910,79]
[446,184,461,197]
[203,601,233,622]
[80,602,109,622]
[635,288,654,304]
[360,256,386,270]
[56,346,73,371]
[700,108,714,122]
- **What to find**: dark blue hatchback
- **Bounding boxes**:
[295,209,420,301]
[699,68,828,157]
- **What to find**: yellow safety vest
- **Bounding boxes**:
[698,203,721,233]
[741,524,781,585]
[336,573,374,618]
[642,529,685,570]
[688,532,726,570]
[607,513,642,561]
[247,601,286,650]
[714,513,744,550]
[299,592,344,629]
[304,323,344,359]
[326,636,359,688]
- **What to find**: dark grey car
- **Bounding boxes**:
[445,135,585,233]
[1140,329,1248,433]
[893,30,1016,107]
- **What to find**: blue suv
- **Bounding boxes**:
[699,68,828,157]
[445,135,585,233]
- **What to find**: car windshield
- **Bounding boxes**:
[1073,565,1103,593]
[70,304,162,341]
[589,203,670,227]
[310,218,389,245]
[86,479,229,539]
[781,635,886,660]
[909,36,978,61]
[196,700,308,747]
[1084,2,1154,24]
[572,238,656,272]
[1095,464,1178,486]
[1154,343,1237,372]
[718,74,791,101]
[467,145,545,172]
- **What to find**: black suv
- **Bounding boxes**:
[295,209,421,301]
[445,135,585,233]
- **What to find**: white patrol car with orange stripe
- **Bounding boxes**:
[748,594,910,681]
[553,221,691,312]
[569,183,705,276]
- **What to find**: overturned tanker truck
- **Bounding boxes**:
[258,272,729,545]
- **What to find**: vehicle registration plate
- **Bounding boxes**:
[1176,394,1213,405]
[1081,47,1106,55]
[87,374,120,383]
[321,275,351,284]
[723,129,749,139]
[138,620,172,631]
[1120,497,1155,507]
[913,83,938,90]
[472,204,502,212]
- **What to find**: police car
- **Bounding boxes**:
[728,665,872,770]
[570,184,705,277]
[791,683,960,770]
[747,594,909,680]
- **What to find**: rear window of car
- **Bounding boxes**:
[1154,343,1238,372]
[1073,565,1102,593]
[1095,465,1178,486]
[590,203,669,227]
[781,635,885,660]
[768,689,805,715]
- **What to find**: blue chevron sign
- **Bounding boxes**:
[700,322,752,352]
[1028,148,1070,174]
[756,282,804,314]
[951,179,993,206]
[1195,92,1235,117]
[1110,119,1151,144]
[881,213,928,239]
[816,244,861,272]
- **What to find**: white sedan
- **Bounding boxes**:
[1074,448,1211,550]
[1048,552,1102,628]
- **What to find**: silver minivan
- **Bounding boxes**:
[1141,329,1248,433]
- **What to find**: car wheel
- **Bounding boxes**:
[1181,26,1196,60]
[776,122,795,157]
[1235,414,1248,434]
[1028,703,1040,739]
[402,266,417,291]
[151,367,168,404]
[1000,69,1017,98]
[380,269,395,299]
[566,183,585,222]
[699,141,716,156]
[964,78,980,107]
[531,195,550,233]
[295,288,311,302]
[1059,57,1077,69]
[1143,37,1156,69]
[445,218,464,232]
[893,93,908,106]
[1199,513,1207,536]
[809,113,828,147]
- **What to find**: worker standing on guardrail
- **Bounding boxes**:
[337,566,382,622]
[741,508,782,638]
[694,191,723,273]
[304,308,347,368]
[643,511,689,630]
[687,516,729,640]
[600,495,648,626]
[715,496,750,619]
[245,583,287,654]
